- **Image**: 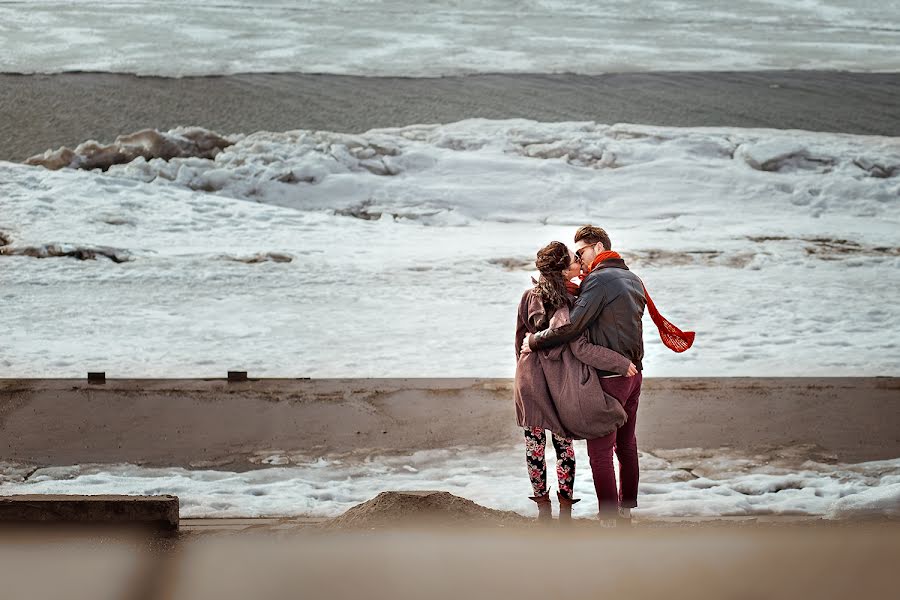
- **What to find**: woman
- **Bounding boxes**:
[514,241,636,522]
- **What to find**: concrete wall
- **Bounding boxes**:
[1,378,898,468]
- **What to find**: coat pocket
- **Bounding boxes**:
[580,363,592,385]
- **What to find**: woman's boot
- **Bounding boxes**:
[557,493,581,525]
[529,493,552,523]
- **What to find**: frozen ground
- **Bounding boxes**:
[1,445,897,519]
[2,120,898,378]
[1,1,898,76]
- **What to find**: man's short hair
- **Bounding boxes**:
[574,225,611,251]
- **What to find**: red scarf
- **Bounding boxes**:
[586,250,622,272]
[571,251,695,353]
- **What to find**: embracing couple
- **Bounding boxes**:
[514,225,693,525]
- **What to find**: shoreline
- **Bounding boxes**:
[7,67,900,78]
[3,70,899,161]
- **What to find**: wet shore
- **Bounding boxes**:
[2,70,899,161]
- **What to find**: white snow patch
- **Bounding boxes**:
[1,447,897,520]
[2,120,898,378]
[827,483,900,519]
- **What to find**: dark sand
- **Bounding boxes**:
[1,378,897,468]
[2,71,899,161]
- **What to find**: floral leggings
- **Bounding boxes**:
[524,426,576,500]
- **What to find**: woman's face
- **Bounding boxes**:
[563,249,581,280]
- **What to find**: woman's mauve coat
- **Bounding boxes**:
[514,289,630,440]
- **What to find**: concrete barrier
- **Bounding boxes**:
[0,495,179,530]
[1,378,898,468]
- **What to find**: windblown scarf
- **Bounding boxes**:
[570,251,695,353]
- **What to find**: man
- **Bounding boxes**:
[521,225,646,523]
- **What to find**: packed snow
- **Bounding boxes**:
[2,120,898,378]
[1,446,897,519]
[1,1,899,76]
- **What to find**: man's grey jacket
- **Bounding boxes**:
[529,257,647,375]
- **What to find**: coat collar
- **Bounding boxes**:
[589,257,629,272]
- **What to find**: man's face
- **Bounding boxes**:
[574,240,599,268]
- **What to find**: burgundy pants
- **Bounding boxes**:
[586,372,642,517]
